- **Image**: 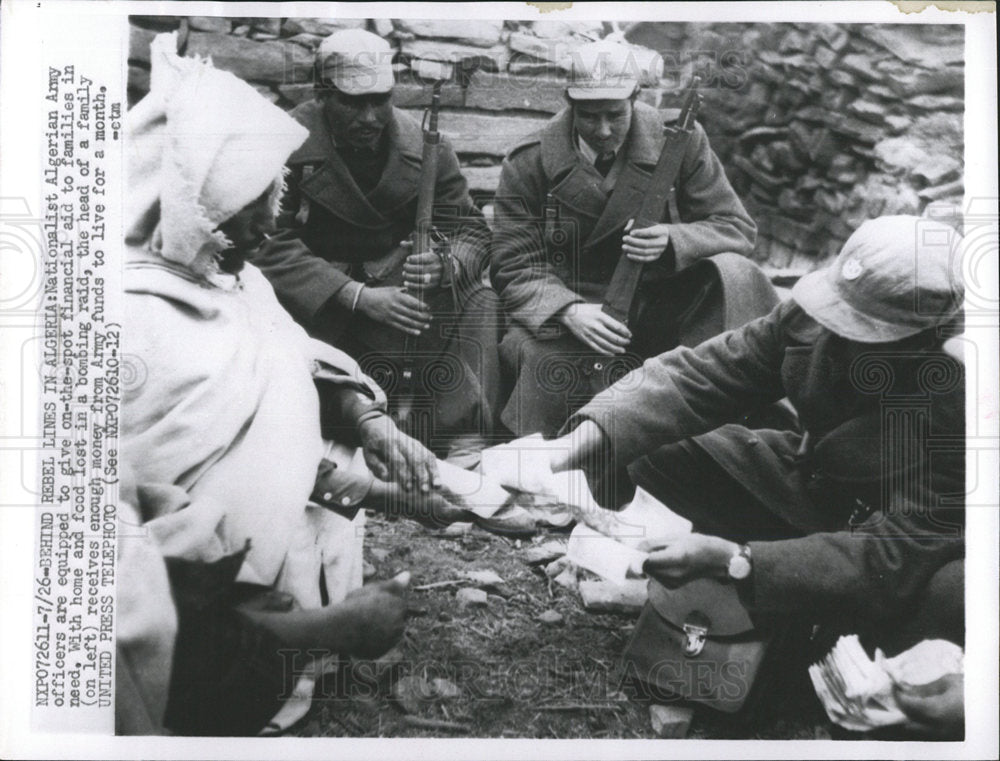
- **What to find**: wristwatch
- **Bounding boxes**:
[727,543,753,581]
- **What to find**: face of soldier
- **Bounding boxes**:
[572,98,634,156]
[321,88,393,150]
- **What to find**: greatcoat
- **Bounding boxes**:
[252,102,501,447]
[490,102,770,436]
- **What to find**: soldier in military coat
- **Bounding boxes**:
[491,40,773,437]
[252,29,500,460]
[550,216,966,650]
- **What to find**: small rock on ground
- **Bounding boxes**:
[537,609,564,626]
[456,587,489,608]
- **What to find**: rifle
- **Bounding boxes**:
[395,80,444,420]
[575,77,703,390]
[602,76,702,326]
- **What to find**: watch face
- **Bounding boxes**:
[728,554,752,580]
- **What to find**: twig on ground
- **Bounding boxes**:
[403,716,471,732]
[537,703,626,712]
[413,579,465,590]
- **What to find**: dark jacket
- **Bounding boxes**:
[490,102,757,334]
[572,300,965,621]
[252,101,491,332]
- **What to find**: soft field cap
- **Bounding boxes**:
[317,28,394,95]
[566,40,659,100]
[792,215,964,343]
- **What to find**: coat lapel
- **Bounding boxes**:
[288,103,421,228]
[365,109,423,215]
[582,103,667,250]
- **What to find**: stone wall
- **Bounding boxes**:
[128,16,965,276]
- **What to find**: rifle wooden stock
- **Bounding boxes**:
[600,78,703,328]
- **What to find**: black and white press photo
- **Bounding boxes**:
[1,2,996,759]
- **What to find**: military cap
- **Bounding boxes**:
[566,39,662,100]
[316,28,394,95]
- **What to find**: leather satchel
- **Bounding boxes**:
[622,577,771,713]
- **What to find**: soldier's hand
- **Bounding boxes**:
[402,250,445,290]
[641,534,740,587]
[558,302,632,355]
[359,416,441,493]
[623,221,670,263]
[357,285,431,336]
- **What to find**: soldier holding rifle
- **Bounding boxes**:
[491,40,777,440]
[253,29,501,462]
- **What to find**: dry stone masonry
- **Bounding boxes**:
[128,16,964,277]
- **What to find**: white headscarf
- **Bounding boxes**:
[125,32,308,279]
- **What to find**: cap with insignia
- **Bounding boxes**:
[792,215,965,343]
[316,29,394,95]
[566,40,661,100]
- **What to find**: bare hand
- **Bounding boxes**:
[400,243,445,290]
[623,220,670,263]
[558,302,632,355]
[342,571,410,659]
[546,420,608,473]
[894,673,964,738]
[359,416,441,493]
[642,533,740,587]
[357,286,431,336]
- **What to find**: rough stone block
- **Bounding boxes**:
[508,32,573,69]
[428,110,548,157]
[277,83,315,106]
[400,39,509,72]
[578,579,648,613]
[466,72,567,113]
[186,32,314,84]
[391,80,465,108]
[508,58,569,78]
[285,33,324,51]
[456,587,488,608]
[393,19,503,48]
[188,16,231,34]
[847,99,887,124]
[461,165,503,194]
[283,17,367,37]
[908,94,963,112]
[650,704,694,738]
[129,25,157,64]
[531,19,604,40]
[248,17,281,36]
[840,53,880,82]
[913,155,961,186]
[408,58,455,82]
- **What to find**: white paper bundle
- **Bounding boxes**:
[436,460,511,518]
[809,635,963,732]
[566,523,649,585]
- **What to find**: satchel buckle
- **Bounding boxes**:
[682,623,708,657]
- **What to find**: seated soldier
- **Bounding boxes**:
[491,39,777,438]
[252,29,501,463]
[549,215,966,656]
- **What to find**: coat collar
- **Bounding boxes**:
[288,101,424,226]
[540,101,666,180]
[541,102,669,249]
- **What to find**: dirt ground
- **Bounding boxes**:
[291,513,834,740]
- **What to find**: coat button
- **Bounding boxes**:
[341,496,352,506]
[323,492,333,501]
